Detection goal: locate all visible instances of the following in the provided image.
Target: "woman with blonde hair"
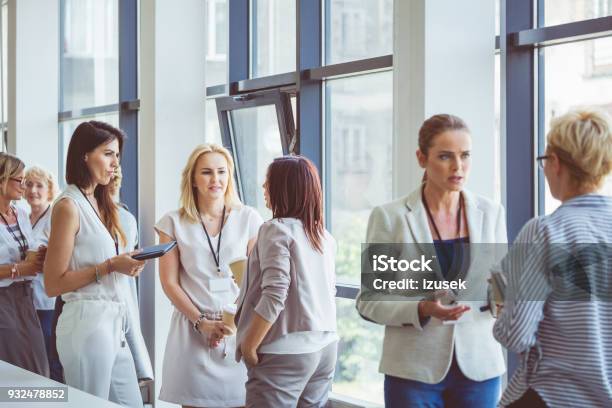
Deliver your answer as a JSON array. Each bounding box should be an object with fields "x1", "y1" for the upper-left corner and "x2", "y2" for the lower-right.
[
  {"x1": 0, "y1": 153, "x2": 48, "y2": 377},
  {"x1": 494, "y1": 109, "x2": 612, "y2": 407},
  {"x1": 24, "y1": 165, "x2": 62, "y2": 381},
  {"x1": 155, "y1": 143, "x2": 263, "y2": 407}
]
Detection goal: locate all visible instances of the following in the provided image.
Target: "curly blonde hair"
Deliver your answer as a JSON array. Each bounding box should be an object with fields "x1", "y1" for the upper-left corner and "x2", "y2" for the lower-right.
[
  {"x1": 547, "y1": 109, "x2": 612, "y2": 189},
  {"x1": 25, "y1": 166, "x2": 59, "y2": 203}
]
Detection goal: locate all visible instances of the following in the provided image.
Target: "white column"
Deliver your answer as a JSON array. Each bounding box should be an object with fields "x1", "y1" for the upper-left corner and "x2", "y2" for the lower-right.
[
  {"x1": 394, "y1": 0, "x2": 496, "y2": 199},
  {"x1": 7, "y1": 0, "x2": 59, "y2": 174},
  {"x1": 139, "y1": 1, "x2": 206, "y2": 406}
]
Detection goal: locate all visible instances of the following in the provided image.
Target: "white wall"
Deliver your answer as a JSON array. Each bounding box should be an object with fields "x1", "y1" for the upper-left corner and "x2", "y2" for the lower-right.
[
  {"x1": 394, "y1": 0, "x2": 497, "y2": 199},
  {"x1": 7, "y1": 0, "x2": 59, "y2": 174},
  {"x1": 139, "y1": 0, "x2": 206, "y2": 406}
]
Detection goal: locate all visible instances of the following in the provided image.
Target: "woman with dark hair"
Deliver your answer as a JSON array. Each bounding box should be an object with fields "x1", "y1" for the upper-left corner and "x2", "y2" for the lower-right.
[
  {"x1": 44, "y1": 121, "x2": 146, "y2": 407},
  {"x1": 356, "y1": 114, "x2": 506, "y2": 407},
  {"x1": 0, "y1": 153, "x2": 48, "y2": 376},
  {"x1": 235, "y1": 155, "x2": 338, "y2": 408}
]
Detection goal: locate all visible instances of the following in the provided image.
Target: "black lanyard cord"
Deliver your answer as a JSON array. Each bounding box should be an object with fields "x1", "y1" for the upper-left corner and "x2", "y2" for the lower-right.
[
  {"x1": 200, "y1": 206, "x2": 226, "y2": 274},
  {"x1": 32, "y1": 205, "x2": 51, "y2": 230},
  {"x1": 422, "y1": 185, "x2": 464, "y2": 242},
  {"x1": 0, "y1": 207, "x2": 28, "y2": 260}
]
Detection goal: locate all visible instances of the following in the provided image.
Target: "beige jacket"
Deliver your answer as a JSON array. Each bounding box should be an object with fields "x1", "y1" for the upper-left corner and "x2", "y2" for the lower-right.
[
  {"x1": 235, "y1": 218, "x2": 337, "y2": 361},
  {"x1": 356, "y1": 188, "x2": 507, "y2": 383}
]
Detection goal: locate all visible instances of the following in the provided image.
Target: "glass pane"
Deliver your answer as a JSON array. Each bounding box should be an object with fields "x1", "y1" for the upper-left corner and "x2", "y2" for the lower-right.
[
  {"x1": 206, "y1": 99, "x2": 223, "y2": 145},
  {"x1": 1, "y1": 3, "x2": 6, "y2": 152},
  {"x1": 252, "y1": 0, "x2": 296, "y2": 77},
  {"x1": 326, "y1": 71, "x2": 393, "y2": 284},
  {"x1": 61, "y1": 0, "x2": 119, "y2": 111},
  {"x1": 494, "y1": 52, "x2": 501, "y2": 203},
  {"x1": 542, "y1": 37, "x2": 612, "y2": 214},
  {"x1": 543, "y1": 0, "x2": 612, "y2": 26},
  {"x1": 58, "y1": 113, "x2": 120, "y2": 188},
  {"x1": 206, "y1": 0, "x2": 228, "y2": 86},
  {"x1": 333, "y1": 297, "x2": 384, "y2": 405},
  {"x1": 231, "y1": 105, "x2": 283, "y2": 219},
  {"x1": 495, "y1": 0, "x2": 500, "y2": 36},
  {"x1": 326, "y1": 0, "x2": 393, "y2": 65}
]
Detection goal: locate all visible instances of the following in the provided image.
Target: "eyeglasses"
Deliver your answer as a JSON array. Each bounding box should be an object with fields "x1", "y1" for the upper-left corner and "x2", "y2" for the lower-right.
[
  {"x1": 9, "y1": 177, "x2": 26, "y2": 186},
  {"x1": 536, "y1": 155, "x2": 550, "y2": 170}
]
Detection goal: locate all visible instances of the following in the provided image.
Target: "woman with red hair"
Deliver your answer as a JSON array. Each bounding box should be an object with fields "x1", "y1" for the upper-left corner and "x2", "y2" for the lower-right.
[{"x1": 235, "y1": 155, "x2": 338, "y2": 408}]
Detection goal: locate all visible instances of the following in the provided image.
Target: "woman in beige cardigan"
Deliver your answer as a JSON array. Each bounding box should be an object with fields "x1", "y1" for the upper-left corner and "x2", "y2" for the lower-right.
[{"x1": 357, "y1": 114, "x2": 506, "y2": 407}]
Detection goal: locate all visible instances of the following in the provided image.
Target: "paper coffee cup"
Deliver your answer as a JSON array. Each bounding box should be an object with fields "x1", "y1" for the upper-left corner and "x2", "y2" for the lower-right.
[
  {"x1": 25, "y1": 249, "x2": 39, "y2": 262},
  {"x1": 228, "y1": 257, "x2": 247, "y2": 288},
  {"x1": 222, "y1": 304, "x2": 237, "y2": 334}
]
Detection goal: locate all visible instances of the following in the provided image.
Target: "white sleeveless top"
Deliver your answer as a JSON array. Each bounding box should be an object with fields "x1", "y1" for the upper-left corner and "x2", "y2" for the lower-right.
[
  {"x1": 30, "y1": 207, "x2": 56, "y2": 309},
  {"x1": 57, "y1": 185, "x2": 121, "y2": 302},
  {"x1": 0, "y1": 205, "x2": 34, "y2": 287}
]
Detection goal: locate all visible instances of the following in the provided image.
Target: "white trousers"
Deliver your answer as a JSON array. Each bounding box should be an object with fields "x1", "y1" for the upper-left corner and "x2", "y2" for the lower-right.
[{"x1": 56, "y1": 299, "x2": 142, "y2": 408}]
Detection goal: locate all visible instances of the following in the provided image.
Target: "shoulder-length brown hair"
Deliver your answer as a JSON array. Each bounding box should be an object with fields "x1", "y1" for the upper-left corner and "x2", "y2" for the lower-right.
[
  {"x1": 266, "y1": 155, "x2": 324, "y2": 252},
  {"x1": 65, "y1": 120, "x2": 126, "y2": 247}
]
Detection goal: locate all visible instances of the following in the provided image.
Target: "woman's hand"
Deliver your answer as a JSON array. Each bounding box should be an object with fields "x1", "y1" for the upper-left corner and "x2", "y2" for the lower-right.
[
  {"x1": 17, "y1": 260, "x2": 42, "y2": 277},
  {"x1": 418, "y1": 299, "x2": 471, "y2": 322},
  {"x1": 110, "y1": 253, "x2": 146, "y2": 277},
  {"x1": 241, "y1": 342, "x2": 259, "y2": 366}
]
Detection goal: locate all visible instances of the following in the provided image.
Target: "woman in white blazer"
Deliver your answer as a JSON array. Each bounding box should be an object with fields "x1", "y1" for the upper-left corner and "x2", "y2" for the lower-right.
[{"x1": 356, "y1": 114, "x2": 506, "y2": 407}]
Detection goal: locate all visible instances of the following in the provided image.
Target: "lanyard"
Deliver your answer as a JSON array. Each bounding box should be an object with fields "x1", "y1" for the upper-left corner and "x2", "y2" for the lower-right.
[
  {"x1": 32, "y1": 205, "x2": 50, "y2": 229},
  {"x1": 422, "y1": 185, "x2": 464, "y2": 241},
  {"x1": 200, "y1": 206, "x2": 226, "y2": 275},
  {"x1": 78, "y1": 188, "x2": 119, "y2": 256},
  {"x1": 0, "y1": 207, "x2": 28, "y2": 260}
]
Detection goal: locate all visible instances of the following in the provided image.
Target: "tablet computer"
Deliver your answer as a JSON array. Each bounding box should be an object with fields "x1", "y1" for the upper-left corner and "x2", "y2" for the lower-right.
[{"x1": 132, "y1": 241, "x2": 177, "y2": 260}]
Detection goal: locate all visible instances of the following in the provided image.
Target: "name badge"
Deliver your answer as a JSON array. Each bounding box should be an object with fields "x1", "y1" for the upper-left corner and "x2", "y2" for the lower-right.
[{"x1": 209, "y1": 277, "x2": 232, "y2": 293}]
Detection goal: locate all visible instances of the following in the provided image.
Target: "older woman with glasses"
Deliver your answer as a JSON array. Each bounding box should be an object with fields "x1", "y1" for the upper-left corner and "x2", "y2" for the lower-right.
[
  {"x1": 0, "y1": 153, "x2": 49, "y2": 376},
  {"x1": 494, "y1": 109, "x2": 612, "y2": 408}
]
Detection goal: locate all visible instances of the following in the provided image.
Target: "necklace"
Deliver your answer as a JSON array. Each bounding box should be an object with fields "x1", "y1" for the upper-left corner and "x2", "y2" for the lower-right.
[{"x1": 422, "y1": 185, "x2": 464, "y2": 241}]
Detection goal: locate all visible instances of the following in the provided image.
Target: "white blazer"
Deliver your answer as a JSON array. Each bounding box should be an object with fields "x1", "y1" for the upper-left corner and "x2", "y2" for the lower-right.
[{"x1": 356, "y1": 187, "x2": 507, "y2": 383}]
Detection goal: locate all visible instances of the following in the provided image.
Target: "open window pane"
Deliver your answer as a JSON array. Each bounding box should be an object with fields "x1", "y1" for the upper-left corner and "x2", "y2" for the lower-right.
[
  {"x1": 251, "y1": 0, "x2": 296, "y2": 78},
  {"x1": 326, "y1": 71, "x2": 393, "y2": 284},
  {"x1": 231, "y1": 105, "x2": 283, "y2": 219},
  {"x1": 206, "y1": 99, "x2": 223, "y2": 145},
  {"x1": 60, "y1": 0, "x2": 119, "y2": 111},
  {"x1": 325, "y1": 0, "x2": 393, "y2": 65},
  {"x1": 541, "y1": 37, "x2": 612, "y2": 214}
]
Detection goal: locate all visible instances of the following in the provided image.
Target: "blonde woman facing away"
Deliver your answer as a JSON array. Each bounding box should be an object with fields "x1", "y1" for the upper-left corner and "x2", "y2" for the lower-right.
[
  {"x1": 356, "y1": 114, "x2": 506, "y2": 408},
  {"x1": 494, "y1": 109, "x2": 612, "y2": 408},
  {"x1": 155, "y1": 144, "x2": 263, "y2": 408}
]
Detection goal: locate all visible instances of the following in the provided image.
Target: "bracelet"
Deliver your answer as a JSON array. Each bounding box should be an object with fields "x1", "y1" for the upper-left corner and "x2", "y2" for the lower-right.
[
  {"x1": 106, "y1": 258, "x2": 113, "y2": 275},
  {"x1": 94, "y1": 264, "x2": 101, "y2": 284},
  {"x1": 193, "y1": 314, "x2": 206, "y2": 333},
  {"x1": 10, "y1": 263, "x2": 18, "y2": 280}
]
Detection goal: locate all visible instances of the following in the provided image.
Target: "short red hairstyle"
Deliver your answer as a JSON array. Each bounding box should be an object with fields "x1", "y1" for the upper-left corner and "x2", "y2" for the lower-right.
[{"x1": 266, "y1": 155, "x2": 324, "y2": 252}]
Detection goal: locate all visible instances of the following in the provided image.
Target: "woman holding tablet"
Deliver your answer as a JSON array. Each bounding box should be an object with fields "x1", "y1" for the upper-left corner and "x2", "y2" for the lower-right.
[
  {"x1": 44, "y1": 121, "x2": 146, "y2": 407},
  {"x1": 155, "y1": 143, "x2": 263, "y2": 408}
]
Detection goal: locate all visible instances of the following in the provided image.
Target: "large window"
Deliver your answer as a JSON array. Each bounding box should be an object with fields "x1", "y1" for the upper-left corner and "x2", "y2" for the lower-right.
[
  {"x1": 59, "y1": 0, "x2": 121, "y2": 185},
  {"x1": 541, "y1": 37, "x2": 612, "y2": 213},
  {"x1": 326, "y1": 0, "x2": 392, "y2": 65},
  {"x1": 543, "y1": 0, "x2": 612, "y2": 26},
  {"x1": 206, "y1": 0, "x2": 227, "y2": 87},
  {"x1": 1, "y1": 0, "x2": 7, "y2": 152},
  {"x1": 60, "y1": 0, "x2": 119, "y2": 111},
  {"x1": 251, "y1": 0, "x2": 296, "y2": 77}
]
